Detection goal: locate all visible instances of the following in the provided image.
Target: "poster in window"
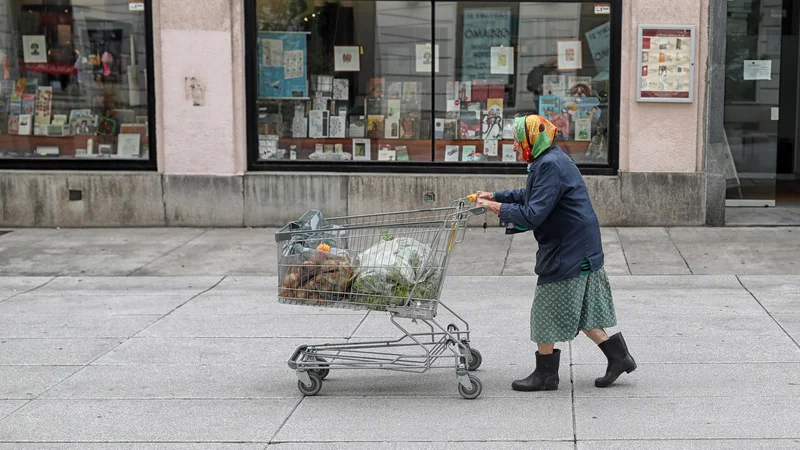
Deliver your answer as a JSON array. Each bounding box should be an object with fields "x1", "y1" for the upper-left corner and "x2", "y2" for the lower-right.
[
  {"x1": 258, "y1": 32, "x2": 308, "y2": 98},
  {"x1": 637, "y1": 25, "x2": 695, "y2": 102},
  {"x1": 461, "y1": 7, "x2": 511, "y2": 81},
  {"x1": 585, "y1": 22, "x2": 611, "y2": 71},
  {"x1": 22, "y1": 36, "x2": 47, "y2": 64},
  {"x1": 557, "y1": 41, "x2": 583, "y2": 71}
]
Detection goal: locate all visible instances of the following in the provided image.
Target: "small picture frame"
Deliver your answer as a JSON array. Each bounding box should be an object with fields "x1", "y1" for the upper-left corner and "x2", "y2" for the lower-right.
[
  {"x1": 557, "y1": 40, "x2": 583, "y2": 71},
  {"x1": 117, "y1": 133, "x2": 142, "y2": 158},
  {"x1": 352, "y1": 138, "x2": 371, "y2": 161},
  {"x1": 69, "y1": 109, "x2": 91, "y2": 124},
  {"x1": 98, "y1": 144, "x2": 113, "y2": 156},
  {"x1": 73, "y1": 115, "x2": 98, "y2": 135},
  {"x1": 334, "y1": 46, "x2": 361, "y2": 72}
]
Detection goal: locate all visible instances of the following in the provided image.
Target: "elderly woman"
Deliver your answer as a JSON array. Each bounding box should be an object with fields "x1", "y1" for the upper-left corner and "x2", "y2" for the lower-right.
[{"x1": 474, "y1": 114, "x2": 636, "y2": 391}]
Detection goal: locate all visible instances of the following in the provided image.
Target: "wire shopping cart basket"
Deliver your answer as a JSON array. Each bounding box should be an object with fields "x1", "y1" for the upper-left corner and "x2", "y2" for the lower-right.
[{"x1": 275, "y1": 199, "x2": 487, "y2": 399}]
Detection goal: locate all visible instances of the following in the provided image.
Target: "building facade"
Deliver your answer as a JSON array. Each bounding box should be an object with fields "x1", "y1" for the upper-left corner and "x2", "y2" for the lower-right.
[{"x1": 0, "y1": 0, "x2": 796, "y2": 227}]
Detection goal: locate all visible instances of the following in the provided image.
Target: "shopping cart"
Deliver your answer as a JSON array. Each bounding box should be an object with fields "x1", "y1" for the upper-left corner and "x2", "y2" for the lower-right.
[{"x1": 275, "y1": 199, "x2": 487, "y2": 399}]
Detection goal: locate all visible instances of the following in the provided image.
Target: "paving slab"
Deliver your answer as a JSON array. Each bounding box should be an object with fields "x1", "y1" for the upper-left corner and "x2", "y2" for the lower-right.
[
  {"x1": 737, "y1": 275, "x2": 800, "y2": 294},
  {"x1": 132, "y1": 229, "x2": 279, "y2": 276},
  {"x1": 0, "y1": 314, "x2": 161, "y2": 339},
  {"x1": 0, "y1": 401, "x2": 26, "y2": 420},
  {"x1": 138, "y1": 314, "x2": 365, "y2": 339},
  {"x1": 503, "y1": 229, "x2": 628, "y2": 276},
  {"x1": 0, "y1": 399, "x2": 298, "y2": 442},
  {"x1": 31, "y1": 276, "x2": 222, "y2": 296},
  {"x1": 448, "y1": 227, "x2": 511, "y2": 276},
  {"x1": 0, "y1": 339, "x2": 122, "y2": 366},
  {"x1": 398, "y1": 443, "x2": 574, "y2": 450},
  {"x1": 573, "y1": 363, "x2": 800, "y2": 398},
  {"x1": 571, "y1": 334, "x2": 800, "y2": 364},
  {"x1": 351, "y1": 312, "x2": 532, "y2": 339},
  {"x1": 0, "y1": 445, "x2": 266, "y2": 450},
  {"x1": 616, "y1": 228, "x2": 690, "y2": 275},
  {"x1": 610, "y1": 293, "x2": 764, "y2": 316},
  {"x1": 94, "y1": 337, "x2": 343, "y2": 366},
  {"x1": 669, "y1": 227, "x2": 800, "y2": 275},
  {"x1": 603, "y1": 310, "x2": 783, "y2": 337},
  {"x1": 43, "y1": 365, "x2": 300, "y2": 400},
  {"x1": 0, "y1": 229, "x2": 204, "y2": 276},
  {"x1": 268, "y1": 445, "x2": 391, "y2": 450},
  {"x1": 0, "y1": 366, "x2": 81, "y2": 399},
  {"x1": 275, "y1": 397, "x2": 573, "y2": 442},
  {"x1": 0, "y1": 294, "x2": 195, "y2": 316},
  {"x1": 607, "y1": 274, "x2": 744, "y2": 292},
  {"x1": 579, "y1": 440, "x2": 800, "y2": 450},
  {"x1": 575, "y1": 397, "x2": 800, "y2": 439},
  {"x1": 774, "y1": 314, "x2": 800, "y2": 342},
  {"x1": 0, "y1": 277, "x2": 52, "y2": 301}
]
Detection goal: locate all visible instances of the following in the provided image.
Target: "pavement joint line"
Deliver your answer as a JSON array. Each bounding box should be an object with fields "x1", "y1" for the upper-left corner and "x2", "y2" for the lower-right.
[
  {"x1": 268, "y1": 396, "x2": 305, "y2": 445},
  {"x1": 736, "y1": 275, "x2": 800, "y2": 351},
  {"x1": 500, "y1": 232, "x2": 513, "y2": 275},
  {"x1": 666, "y1": 228, "x2": 694, "y2": 275},
  {"x1": 569, "y1": 340, "x2": 578, "y2": 450},
  {"x1": 125, "y1": 228, "x2": 209, "y2": 276},
  {"x1": 126, "y1": 276, "x2": 227, "y2": 339},
  {"x1": 0, "y1": 276, "x2": 56, "y2": 305},
  {"x1": 616, "y1": 228, "x2": 633, "y2": 276}
]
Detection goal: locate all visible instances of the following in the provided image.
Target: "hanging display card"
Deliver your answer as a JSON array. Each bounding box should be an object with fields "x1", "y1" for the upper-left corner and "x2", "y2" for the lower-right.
[
  {"x1": 258, "y1": 32, "x2": 309, "y2": 99},
  {"x1": 637, "y1": 25, "x2": 696, "y2": 103},
  {"x1": 461, "y1": 8, "x2": 512, "y2": 81},
  {"x1": 557, "y1": 41, "x2": 583, "y2": 71}
]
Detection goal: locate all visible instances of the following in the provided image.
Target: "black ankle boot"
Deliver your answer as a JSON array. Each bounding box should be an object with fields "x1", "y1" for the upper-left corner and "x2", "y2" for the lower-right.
[
  {"x1": 512, "y1": 349, "x2": 560, "y2": 392},
  {"x1": 595, "y1": 332, "x2": 636, "y2": 388}
]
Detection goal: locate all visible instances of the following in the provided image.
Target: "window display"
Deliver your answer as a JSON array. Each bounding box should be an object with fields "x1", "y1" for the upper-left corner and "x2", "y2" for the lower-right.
[
  {"x1": 0, "y1": 1, "x2": 153, "y2": 164},
  {"x1": 249, "y1": 0, "x2": 617, "y2": 170}
]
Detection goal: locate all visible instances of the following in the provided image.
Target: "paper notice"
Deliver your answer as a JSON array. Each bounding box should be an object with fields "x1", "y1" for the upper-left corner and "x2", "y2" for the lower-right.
[{"x1": 743, "y1": 60, "x2": 772, "y2": 80}]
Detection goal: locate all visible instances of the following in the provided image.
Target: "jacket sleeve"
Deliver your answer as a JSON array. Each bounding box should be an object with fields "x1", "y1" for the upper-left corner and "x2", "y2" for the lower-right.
[
  {"x1": 498, "y1": 161, "x2": 563, "y2": 229},
  {"x1": 494, "y1": 188, "x2": 526, "y2": 204}
]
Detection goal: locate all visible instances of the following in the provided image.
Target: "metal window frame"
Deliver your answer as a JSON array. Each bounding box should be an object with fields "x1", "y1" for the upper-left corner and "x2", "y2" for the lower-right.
[
  {"x1": 245, "y1": 0, "x2": 621, "y2": 176},
  {"x1": 0, "y1": 0, "x2": 158, "y2": 171}
]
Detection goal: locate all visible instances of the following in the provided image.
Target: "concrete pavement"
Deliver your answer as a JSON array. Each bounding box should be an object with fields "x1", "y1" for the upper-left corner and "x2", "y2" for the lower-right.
[{"x1": 0, "y1": 227, "x2": 799, "y2": 448}]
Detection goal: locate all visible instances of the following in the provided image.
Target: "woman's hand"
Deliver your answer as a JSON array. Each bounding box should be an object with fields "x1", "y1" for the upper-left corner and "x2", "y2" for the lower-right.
[
  {"x1": 476, "y1": 198, "x2": 501, "y2": 215},
  {"x1": 475, "y1": 191, "x2": 494, "y2": 201}
]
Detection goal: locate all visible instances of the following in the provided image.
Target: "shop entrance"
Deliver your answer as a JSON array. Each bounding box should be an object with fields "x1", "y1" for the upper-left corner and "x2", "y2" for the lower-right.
[{"x1": 723, "y1": 0, "x2": 799, "y2": 207}]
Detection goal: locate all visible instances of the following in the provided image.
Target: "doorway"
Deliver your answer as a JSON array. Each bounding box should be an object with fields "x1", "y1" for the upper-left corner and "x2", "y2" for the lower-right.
[{"x1": 723, "y1": 0, "x2": 799, "y2": 208}]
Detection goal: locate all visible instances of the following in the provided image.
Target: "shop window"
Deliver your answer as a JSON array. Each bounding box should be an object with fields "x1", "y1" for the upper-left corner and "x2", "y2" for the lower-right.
[
  {"x1": 248, "y1": 0, "x2": 618, "y2": 172},
  {"x1": 0, "y1": 0, "x2": 154, "y2": 168}
]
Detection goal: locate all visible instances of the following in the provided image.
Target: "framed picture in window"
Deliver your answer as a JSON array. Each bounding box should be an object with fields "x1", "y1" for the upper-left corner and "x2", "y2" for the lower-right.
[
  {"x1": 557, "y1": 40, "x2": 583, "y2": 71},
  {"x1": 334, "y1": 46, "x2": 361, "y2": 72},
  {"x1": 352, "y1": 138, "x2": 371, "y2": 161}
]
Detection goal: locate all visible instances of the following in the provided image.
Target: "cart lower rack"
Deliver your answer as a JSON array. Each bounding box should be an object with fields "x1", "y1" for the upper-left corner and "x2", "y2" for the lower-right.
[{"x1": 275, "y1": 200, "x2": 486, "y2": 399}]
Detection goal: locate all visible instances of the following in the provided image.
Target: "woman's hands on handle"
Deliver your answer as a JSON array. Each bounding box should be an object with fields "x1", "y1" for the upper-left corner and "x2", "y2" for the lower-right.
[{"x1": 476, "y1": 198, "x2": 501, "y2": 215}]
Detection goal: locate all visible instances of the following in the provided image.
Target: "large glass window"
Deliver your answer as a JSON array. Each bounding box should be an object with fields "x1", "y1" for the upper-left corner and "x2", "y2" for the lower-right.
[
  {"x1": 248, "y1": 0, "x2": 618, "y2": 172},
  {"x1": 0, "y1": 0, "x2": 154, "y2": 167}
]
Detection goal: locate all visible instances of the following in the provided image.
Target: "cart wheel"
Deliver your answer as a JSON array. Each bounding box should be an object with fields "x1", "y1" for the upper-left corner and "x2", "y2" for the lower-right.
[
  {"x1": 311, "y1": 357, "x2": 330, "y2": 380},
  {"x1": 298, "y1": 373, "x2": 323, "y2": 396},
  {"x1": 458, "y1": 375, "x2": 482, "y2": 400},
  {"x1": 447, "y1": 324, "x2": 459, "y2": 333},
  {"x1": 467, "y1": 348, "x2": 483, "y2": 371}
]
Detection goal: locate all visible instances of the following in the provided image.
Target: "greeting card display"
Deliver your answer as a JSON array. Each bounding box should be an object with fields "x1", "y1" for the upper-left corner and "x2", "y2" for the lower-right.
[{"x1": 445, "y1": 145, "x2": 460, "y2": 162}]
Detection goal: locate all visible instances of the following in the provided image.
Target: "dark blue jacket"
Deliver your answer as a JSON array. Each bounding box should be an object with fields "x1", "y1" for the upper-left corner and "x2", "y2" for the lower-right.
[{"x1": 496, "y1": 145, "x2": 604, "y2": 285}]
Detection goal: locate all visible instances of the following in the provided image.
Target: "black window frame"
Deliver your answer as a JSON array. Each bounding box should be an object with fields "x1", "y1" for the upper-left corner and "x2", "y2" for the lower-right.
[
  {"x1": 245, "y1": 0, "x2": 621, "y2": 175},
  {"x1": 0, "y1": 0, "x2": 158, "y2": 171}
]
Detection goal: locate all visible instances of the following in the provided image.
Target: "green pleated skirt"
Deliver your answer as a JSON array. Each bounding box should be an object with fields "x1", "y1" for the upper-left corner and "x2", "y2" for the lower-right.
[{"x1": 530, "y1": 267, "x2": 617, "y2": 343}]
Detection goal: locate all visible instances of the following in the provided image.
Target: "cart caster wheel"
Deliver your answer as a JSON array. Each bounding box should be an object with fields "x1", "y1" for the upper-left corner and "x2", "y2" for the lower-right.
[
  {"x1": 447, "y1": 324, "x2": 459, "y2": 333},
  {"x1": 458, "y1": 375, "x2": 482, "y2": 400},
  {"x1": 311, "y1": 357, "x2": 330, "y2": 380},
  {"x1": 467, "y1": 348, "x2": 482, "y2": 371},
  {"x1": 298, "y1": 373, "x2": 323, "y2": 396}
]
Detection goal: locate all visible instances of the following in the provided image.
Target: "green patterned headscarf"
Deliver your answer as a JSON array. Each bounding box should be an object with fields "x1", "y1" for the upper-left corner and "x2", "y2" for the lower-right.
[{"x1": 513, "y1": 115, "x2": 558, "y2": 163}]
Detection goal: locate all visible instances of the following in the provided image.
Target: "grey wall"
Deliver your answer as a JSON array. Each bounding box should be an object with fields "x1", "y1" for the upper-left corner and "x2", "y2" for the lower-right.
[
  {"x1": 703, "y1": 0, "x2": 728, "y2": 226},
  {"x1": 0, "y1": 171, "x2": 710, "y2": 228}
]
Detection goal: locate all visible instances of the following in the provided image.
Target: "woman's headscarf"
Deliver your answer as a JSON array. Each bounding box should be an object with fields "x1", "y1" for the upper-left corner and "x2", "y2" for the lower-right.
[{"x1": 514, "y1": 114, "x2": 558, "y2": 164}]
